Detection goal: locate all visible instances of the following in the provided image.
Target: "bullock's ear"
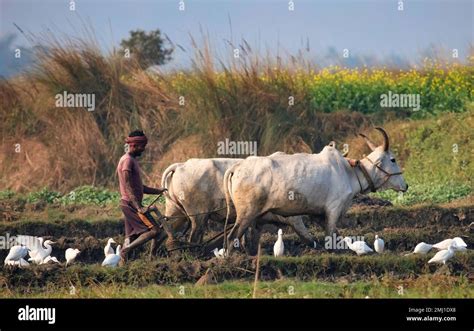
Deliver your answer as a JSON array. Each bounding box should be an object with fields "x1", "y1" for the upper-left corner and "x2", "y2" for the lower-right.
[{"x1": 358, "y1": 133, "x2": 377, "y2": 151}]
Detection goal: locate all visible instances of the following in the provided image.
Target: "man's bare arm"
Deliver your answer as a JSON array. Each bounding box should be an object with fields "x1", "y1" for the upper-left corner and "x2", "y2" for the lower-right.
[{"x1": 143, "y1": 185, "x2": 167, "y2": 195}]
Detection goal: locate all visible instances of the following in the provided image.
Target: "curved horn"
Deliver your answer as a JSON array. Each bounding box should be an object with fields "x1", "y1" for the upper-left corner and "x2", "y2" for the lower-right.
[
  {"x1": 375, "y1": 127, "x2": 389, "y2": 151},
  {"x1": 358, "y1": 133, "x2": 377, "y2": 151}
]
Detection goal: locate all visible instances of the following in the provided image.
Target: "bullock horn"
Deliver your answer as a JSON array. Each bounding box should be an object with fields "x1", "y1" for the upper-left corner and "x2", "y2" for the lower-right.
[
  {"x1": 358, "y1": 133, "x2": 377, "y2": 152},
  {"x1": 375, "y1": 127, "x2": 389, "y2": 151}
]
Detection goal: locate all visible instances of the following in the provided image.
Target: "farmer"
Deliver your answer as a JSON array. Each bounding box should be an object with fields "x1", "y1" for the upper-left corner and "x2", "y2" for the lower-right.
[{"x1": 117, "y1": 130, "x2": 167, "y2": 262}]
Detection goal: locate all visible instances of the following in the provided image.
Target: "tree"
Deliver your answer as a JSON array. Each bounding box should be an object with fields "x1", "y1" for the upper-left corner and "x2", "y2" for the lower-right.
[{"x1": 120, "y1": 29, "x2": 173, "y2": 68}]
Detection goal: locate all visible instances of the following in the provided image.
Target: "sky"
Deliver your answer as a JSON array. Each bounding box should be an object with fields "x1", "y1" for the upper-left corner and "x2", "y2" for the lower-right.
[{"x1": 0, "y1": 0, "x2": 472, "y2": 76}]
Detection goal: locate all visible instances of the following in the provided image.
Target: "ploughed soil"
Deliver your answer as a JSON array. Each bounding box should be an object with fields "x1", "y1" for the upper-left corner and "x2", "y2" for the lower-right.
[{"x1": 0, "y1": 196, "x2": 472, "y2": 290}]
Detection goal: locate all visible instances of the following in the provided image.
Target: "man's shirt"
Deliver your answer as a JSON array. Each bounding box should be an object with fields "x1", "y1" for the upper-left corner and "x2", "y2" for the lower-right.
[{"x1": 117, "y1": 153, "x2": 144, "y2": 204}]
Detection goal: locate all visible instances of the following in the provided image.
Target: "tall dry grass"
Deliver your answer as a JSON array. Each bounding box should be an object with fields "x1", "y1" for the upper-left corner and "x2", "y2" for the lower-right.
[{"x1": 0, "y1": 31, "x2": 472, "y2": 191}]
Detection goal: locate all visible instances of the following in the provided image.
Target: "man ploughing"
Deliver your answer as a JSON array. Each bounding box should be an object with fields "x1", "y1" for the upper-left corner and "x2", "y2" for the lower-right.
[{"x1": 117, "y1": 130, "x2": 171, "y2": 261}]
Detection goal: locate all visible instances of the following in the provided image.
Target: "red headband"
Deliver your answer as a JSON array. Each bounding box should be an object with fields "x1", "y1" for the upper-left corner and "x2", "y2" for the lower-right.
[{"x1": 125, "y1": 135, "x2": 148, "y2": 146}]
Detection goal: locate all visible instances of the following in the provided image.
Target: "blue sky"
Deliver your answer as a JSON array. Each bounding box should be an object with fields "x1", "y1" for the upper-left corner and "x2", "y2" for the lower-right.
[{"x1": 0, "y1": 0, "x2": 472, "y2": 75}]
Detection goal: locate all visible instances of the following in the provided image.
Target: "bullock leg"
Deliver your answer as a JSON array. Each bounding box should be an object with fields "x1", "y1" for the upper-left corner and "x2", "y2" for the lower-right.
[
  {"x1": 150, "y1": 216, "x2": 189, "y2": 255},
  {"x1": 225, "y1": 222, "x2": 240, "y2": 254},
  {"x1": 287, "y1": 216, "x2": 317, "y2": 248},
  {"x1": 242, "y1": 225, "x2": 262, "y2": 256},
  {"x1": 325, "y1": 211, "x2": 340, "y2": 237},
  {"x1": 188, "y1": 215, "x2": 208, "y2": 243},
  {"x1": 324, "y1": 209, "x2": 345, "y2": 252}
]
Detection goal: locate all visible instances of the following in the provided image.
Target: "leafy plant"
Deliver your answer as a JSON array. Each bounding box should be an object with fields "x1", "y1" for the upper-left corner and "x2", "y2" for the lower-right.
[{"x1": 26, "y1": 187, "x2": 62, "y2": 203}]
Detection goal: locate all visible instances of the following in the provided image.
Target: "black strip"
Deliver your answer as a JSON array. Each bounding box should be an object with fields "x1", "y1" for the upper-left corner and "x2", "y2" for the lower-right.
[{"x1": 0, "y1": 298, "x2": 471, "y2": 330}]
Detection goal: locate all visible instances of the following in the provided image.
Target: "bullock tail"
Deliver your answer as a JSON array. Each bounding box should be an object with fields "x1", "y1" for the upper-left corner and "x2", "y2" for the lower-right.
[
  {"x1": 161, "y1": 163, "x2": 179, "y2": 189},
  {"x1": 223, "y1": 165, "x2": 236, "y2": 251},
  {"x1": 161, "y1": 163, "x2": 187, "y2": 217}
]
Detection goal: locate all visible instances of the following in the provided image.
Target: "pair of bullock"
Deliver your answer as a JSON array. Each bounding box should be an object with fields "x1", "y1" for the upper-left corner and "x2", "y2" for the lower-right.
[{"x1": 161, "y1": 128, "x2": 408, "y2": 255}]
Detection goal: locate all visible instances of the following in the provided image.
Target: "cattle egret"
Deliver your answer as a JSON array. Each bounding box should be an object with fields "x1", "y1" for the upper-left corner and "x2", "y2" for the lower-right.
[
  {"x1": 212, "y1": 248, "x2": 227, "y2": 259},
  {"x1": 102, "y1": 245, "x2": 121, "y2": 267},
  {"x1": 433, "y1": 238, "x2": 467, "y2": 251},
  {"x1": 28, "y1": 240, "x2": 55, "y2": 264},
  {"x1": 343, "y1": 237, "x2": 373, "y2": 256},
  {"x1": 65, "y1": 248, "x2": 81, "y2": 266},
  {"x1": 4, "y1": 245, "x2": 29, "y2": 265},
  {"x1": 40, "y1": 256, "x2": 60, "y2": 265},
  {"x1": 104, "y1": 238, "x2": 116, "y2": 257},
  {"x1": 428, "y1": 242, "x2": 457, "y2": 265},
  {"x1": 16, "y1": 235, "x2": 44, "y2": 261},
  {"x1": 452, "y1": 237, "x2": 467, "y2": 249},
  {"x1": 374, "y1": 235, "x2": 384, "y2": 253},
  {"x1": 433, "y1": 239, "x2": 453, "y2": 250},
  {"x1": 273, "y1": 229, "x2": 285, "y2": 257},
  {"x1": 408, "y1": 242, "x2": 433, "y2": 255}
]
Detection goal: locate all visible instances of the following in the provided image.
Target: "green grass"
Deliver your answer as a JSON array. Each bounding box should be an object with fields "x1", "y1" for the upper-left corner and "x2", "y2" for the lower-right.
[
  {"x1": 371, "y1": 110, "x2": 473, "y2": 205},
  {"x1": 373, "y1": 182, "x2": 471, "y2": 206},
  {"x1": 1, "y1": 185, "x2": 165, "y2": 207},
  {"x1": 1, "y1": 276, "x2": 472, "y2": 298}
]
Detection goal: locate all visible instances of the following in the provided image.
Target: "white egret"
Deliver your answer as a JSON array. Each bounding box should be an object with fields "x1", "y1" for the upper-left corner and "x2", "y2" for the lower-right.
[
  {"x1": 16, "y1": 235, "x2": 44, "y2": 261},
  {"x1": 4, "y1": 245, "x2": 29, "y2": 265},
  {"x1": 28, "y1": 240, "x2": 55, "y2": 264},
  {"x1": 273, "y1": 229, "x2": 285, "y2": 257},
  {"x1": 212, "y1": 248, "x2": 227, "y2": 259},
  {"x1": 374, "y1": 235, "x2": 385, "y2": 253},
  {"x1": 102, "y1": 245, "x2": 121, "y2": 267},
  {"x1": 452, "y1": 237, "x2": 467, "y2": 249},
  {"x1": 405, "y1": 242, "x2": 434, "y2": 255},
  {"x1": 104, "y1": 238, "x2": 116, "y2": 257},
  {"x1": 433, "y1": 239, "x2": 453, "y2": 250},
  {"x1": 343, "y1": 237, "x2": 373, "y2": 256},
  {"x1": 65, "y1": 248, "x2": 81, "y2": 266},
  {"x1": 40, "y1": 256, "x2": 60, "y2": 265},
  {"x1": 433, "y1": 238, "x2": 467, "y2": 251},
  {"x1": 428, "y1": 242, "x2": 457, "y2": 265}
]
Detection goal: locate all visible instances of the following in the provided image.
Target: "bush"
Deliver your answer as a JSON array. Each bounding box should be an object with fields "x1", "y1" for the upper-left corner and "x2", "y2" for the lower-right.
[
  {"x1": 26, "y1": 188, "x2": 62, "y2": 203},
  {"x1": 60, "y1": 186, "x2": 120, "y2": 205},
  {"x1": 0, "y1": 190, "x2": 15, "y2": 200}
]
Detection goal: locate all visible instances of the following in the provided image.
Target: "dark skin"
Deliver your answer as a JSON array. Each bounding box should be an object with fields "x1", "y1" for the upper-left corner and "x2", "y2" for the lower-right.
[
  {"x1": 124, "y1": 143, "x2": 167, "y2": 213},
  {"x1": 121, "y1": 142, "x2": 167, "y2": 258}
]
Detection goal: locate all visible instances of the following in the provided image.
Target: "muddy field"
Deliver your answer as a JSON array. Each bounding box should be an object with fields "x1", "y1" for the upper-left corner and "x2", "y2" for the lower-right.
[{"x1": 0, "y1": 198, "x2": 473, "y2": 297}]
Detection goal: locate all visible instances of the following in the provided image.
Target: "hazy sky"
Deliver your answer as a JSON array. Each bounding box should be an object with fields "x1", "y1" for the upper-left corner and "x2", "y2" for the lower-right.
[{"x1": 0, "y1": 0, "x2": 472, "y2": 74}]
